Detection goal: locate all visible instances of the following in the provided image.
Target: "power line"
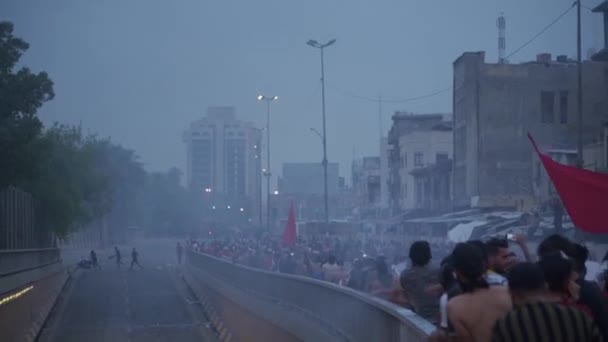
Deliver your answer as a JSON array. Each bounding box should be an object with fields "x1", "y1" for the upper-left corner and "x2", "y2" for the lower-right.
[
  {"x1": 505, "y1": 2, "x2": 576, "y2": 60},
  {"x1": 327, "y1": 2, "x2": 575, "y2": 105},
  {"x1": 328, "y1": 83, "x2": 452, "y2": 104}
]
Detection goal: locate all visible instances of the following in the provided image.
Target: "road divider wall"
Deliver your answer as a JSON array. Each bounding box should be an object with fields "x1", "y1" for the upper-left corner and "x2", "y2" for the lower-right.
[
  {"x1": 185, "y1": 250, "x2": 433, "y2": 342},
  {"x1": 0, "y1": 248, "x2": 68, "y2": 342}
]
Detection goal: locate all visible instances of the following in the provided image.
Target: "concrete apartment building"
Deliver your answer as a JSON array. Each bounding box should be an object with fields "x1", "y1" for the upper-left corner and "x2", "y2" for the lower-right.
[
  {"x1": 453, "y1": 51, "x2": 608, "y2": 209},
  {"x1": 183, "y1": 107, "x2": 262, "y2": 218},
  {"x1": 387, "y1": 113, "x2": 452, "y2": 213}
]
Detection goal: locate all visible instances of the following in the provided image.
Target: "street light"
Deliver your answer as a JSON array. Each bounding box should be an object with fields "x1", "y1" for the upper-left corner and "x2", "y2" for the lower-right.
[
  {"x1": 310, "y1": 127, "x2": 322, "y2": 140},
  {"x1": 257, "y1": 94, "x2": 279, "y2": 230},
  {"x1": 307, "y1": 38, "x2": 336, "y2": 225}
]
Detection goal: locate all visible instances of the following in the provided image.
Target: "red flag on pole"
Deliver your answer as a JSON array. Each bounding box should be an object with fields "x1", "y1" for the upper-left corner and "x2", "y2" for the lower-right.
[
  {"x1": 529, "y1": 133, "x2": 608, "y2": 234},
  {"x1": 282, "y1": 202, "x2": 297, "y2": 247}
]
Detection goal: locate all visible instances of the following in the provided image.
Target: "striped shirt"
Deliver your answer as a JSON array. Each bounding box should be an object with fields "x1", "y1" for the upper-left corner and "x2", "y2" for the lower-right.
[{"x1": 492, "y1": 302, "x2": 602, "y2": 342}]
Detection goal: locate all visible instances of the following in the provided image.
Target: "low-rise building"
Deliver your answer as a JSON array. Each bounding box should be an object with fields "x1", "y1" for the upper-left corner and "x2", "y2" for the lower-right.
[
  {"x1": 352, "y1": 156, "x2": 381, "y2": 219},
  {"x1": 453, "y1": 51, "x2": 608, "y2": 210},
  {"x1": 410, "y1": 159, "x2": 452, "y2": 215},
  {"x1": 387, "y1": 112, "x2": 450, "y2": 214}
]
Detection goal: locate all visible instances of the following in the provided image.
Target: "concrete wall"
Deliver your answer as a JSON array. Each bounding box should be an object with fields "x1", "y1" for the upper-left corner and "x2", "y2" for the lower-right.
[
  {"x1": 453, "y1": 51, "x2": 608, "y2": 208},
  {"x1": 0, "y1": 249, "x2": 68, "y2": 342}
]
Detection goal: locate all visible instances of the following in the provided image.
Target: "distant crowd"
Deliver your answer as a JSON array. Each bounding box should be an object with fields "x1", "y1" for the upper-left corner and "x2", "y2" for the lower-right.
[{"x1": 189, "y1": 233, "x2": 608, "y2": 341}]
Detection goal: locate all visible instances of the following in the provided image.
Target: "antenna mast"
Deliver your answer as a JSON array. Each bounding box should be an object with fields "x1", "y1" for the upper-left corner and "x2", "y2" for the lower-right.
[{"x1": 497, "y1": 12, "x2": 507, "y2": 64}]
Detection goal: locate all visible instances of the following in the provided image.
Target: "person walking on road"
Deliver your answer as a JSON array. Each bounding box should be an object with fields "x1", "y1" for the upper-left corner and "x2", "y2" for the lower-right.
[
  {"x1": 90, "y1": 249, "x2": 101, "y2": 269},
  {"x1": 129, "y1": 247, "x2": 143, "y2": 270},
  {"x1": 177, "y1": 242, "x2": 184, "y2": 265},
  {"x1": 114, "y1": 246, "x2": 124, "y2": 268}
]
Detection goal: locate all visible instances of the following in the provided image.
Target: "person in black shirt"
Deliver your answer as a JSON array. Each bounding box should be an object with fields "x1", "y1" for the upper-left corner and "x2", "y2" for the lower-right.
[
  {"x1": 90, "y1": 249, "x2": 101, "y2": 269},
  {"x1": 129, "y1": 247, "x2": 143, "y2": 270},
  {"x1": 114, "y1": 246, "x2": 123, "y2": 268}
]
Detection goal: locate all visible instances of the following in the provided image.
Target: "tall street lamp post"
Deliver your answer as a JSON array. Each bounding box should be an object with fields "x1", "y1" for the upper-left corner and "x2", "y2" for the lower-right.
[
  {"x1": 257, "y1": 95, "x2": 278, "y2": 230},
  {"x1": 307, "y1": 38, "x2": 336, "y2": 225}
]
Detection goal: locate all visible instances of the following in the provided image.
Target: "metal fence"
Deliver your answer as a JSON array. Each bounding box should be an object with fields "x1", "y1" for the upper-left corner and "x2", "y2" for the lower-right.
[
  {"x1": 186, "y1": 250, "x2": 434, "y2": 342},
  {"x1": 0, "y1": 187, "x2": 53, "y2": 249}
]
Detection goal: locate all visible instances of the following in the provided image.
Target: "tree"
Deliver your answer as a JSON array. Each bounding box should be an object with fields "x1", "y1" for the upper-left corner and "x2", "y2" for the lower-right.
[
  {"x1": 27, "y1": 125, "x2": 107, "y2": 236},
  {"x1": 0, "y1": 21, "x2": 54, "y2": 188}
]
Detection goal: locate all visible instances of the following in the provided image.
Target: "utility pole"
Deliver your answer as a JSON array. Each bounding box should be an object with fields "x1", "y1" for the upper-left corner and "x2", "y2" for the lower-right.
[
  {"x1": 378, "y1": 95, "x2": 383, "y2": 142},
  {"x1": 307, "y1": 39, "x2": 336, "y2": 226},
  {"x1": 576, "y1": 0, "x2": 584, "y2": 168},
  {"x1": 257, "y1": 95, "x2": 278, "y2": 230}
]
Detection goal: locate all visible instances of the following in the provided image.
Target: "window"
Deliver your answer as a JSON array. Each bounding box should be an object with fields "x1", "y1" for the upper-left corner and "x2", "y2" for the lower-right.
[
  {"x1": 414, "y1": 152, "x2": 423, "y2": 167},
  {"x1": 403, "y1": 183, "x2": 407, "y2": 198},
  {"x1": 403, "y1": 153, "x2": 407, "y2": 168},
  {"x1": 559, "y1": 91, "x2": 568, "y2": 124},
  {"x1": 436, "y1": 153, "x2": 448, "y2": 163},
  {"x1": 541, "y1": 91, "x2": 555, "y2": 123},
  {"x1": 416, "y1": 183, "x2": 423, "y2": 203}
]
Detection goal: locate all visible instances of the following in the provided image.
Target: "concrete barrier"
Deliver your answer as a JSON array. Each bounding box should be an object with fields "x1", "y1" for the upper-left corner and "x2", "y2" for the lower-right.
[
  {"x1": 0, "y1": 248, "x2": 68, "y2": 342},
  {"x1": 185, "y1": 250, "x2": 434, "y2": 342}
]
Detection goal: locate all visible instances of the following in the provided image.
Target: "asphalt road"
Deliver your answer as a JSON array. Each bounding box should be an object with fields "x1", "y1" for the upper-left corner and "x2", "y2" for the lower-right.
[{"x1": 39, "y1": 240, "x2": 214, "y2": 342}]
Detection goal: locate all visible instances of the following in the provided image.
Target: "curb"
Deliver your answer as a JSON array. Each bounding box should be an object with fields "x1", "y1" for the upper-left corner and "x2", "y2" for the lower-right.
[{"x1": 27, "y1": 266, "x2": 74, "y2": 342}]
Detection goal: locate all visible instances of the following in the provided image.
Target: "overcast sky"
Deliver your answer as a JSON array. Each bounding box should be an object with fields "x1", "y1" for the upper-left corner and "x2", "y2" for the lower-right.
[{"x1": 1, "y1": 0, "x2": 603, "y2": 183}]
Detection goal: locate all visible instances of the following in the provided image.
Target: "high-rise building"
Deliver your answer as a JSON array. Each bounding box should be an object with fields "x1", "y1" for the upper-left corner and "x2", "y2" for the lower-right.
[{"x1": 183, "y1": 107, "x2": 262, "y2": 222}]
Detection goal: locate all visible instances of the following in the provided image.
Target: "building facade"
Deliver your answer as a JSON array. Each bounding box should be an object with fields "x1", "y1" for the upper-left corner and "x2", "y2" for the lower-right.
[
  {"x1": 592, "y1": 2, "x2": 608, "y2": 61},
  {"x1": 410, "y1": 159, "x2": 452, "y2": 214},
  {"x1": 183, "y1": 107, "x2": 262, "y2": 221},
  {"x1": 453, "y1": 52, "x2": 608, "y2": 209},
  {"x1": 387, "y1": 113, "x2": 448, "y2": 214},
  {"x1": 398, "y1": 123, "x2": 453, "y2": 211},
  {"x1": 352, "y1": 156, "x2": 381, "y2": 219}
]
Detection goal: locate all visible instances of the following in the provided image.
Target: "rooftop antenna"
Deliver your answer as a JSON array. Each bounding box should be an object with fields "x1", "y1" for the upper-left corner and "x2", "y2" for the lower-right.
[{"x1": 497, "y1": 12, "x2": 507, "y2": 64}]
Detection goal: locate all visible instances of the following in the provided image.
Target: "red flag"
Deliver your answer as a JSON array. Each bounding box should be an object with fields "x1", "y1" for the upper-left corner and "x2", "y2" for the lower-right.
[
  {"x1": 529, "y1": 133, "x2": 608, "y2": 234},
  {"x1": 282, "y1": 202, "x2": 297, "y2": 247}
]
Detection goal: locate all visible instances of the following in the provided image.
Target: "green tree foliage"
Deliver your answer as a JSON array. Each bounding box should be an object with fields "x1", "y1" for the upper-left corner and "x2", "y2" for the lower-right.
[
  {"x1": 26, "y1": 125, "x2": 107, "y2": 236},
  {"x1": 0, "y1": 21, "x2": 54, "y2": 188}
]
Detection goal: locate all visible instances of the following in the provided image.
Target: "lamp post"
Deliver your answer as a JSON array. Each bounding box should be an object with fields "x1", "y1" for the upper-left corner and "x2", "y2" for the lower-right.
[
  {"x1": 576, "y1": 0, "x2": 584, "y2": 168},
  {"x1": 307, "y1": 39, "x2": 336, "y2": 225},
  {"x1": 257, "y1": 95, "x2": 278, "y2": 230}
]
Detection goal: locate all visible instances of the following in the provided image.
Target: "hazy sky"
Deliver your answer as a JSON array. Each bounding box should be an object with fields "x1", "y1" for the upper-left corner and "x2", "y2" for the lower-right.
[{"x1": 1, "y1": 0, "x2": 603, "y2": 183}]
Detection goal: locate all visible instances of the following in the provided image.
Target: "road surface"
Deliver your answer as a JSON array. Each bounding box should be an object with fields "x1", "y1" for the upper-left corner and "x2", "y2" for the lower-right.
[{"x1": 39, "y1": 240, "x2": 215, "y2": 342}]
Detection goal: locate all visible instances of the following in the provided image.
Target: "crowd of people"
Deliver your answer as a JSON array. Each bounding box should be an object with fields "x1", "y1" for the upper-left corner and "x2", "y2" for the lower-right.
[{"x1": 190, "y1": 232, "x2": 608, "y2": 341}]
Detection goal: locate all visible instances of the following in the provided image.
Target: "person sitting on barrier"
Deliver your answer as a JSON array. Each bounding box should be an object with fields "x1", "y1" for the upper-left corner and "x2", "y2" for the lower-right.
[
  {"x1": 447, "y1": 242, "x2": 511, "y2": 342},
  {"x1": 399, "y1": 240, "x2": 440, "y2": 322}
]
